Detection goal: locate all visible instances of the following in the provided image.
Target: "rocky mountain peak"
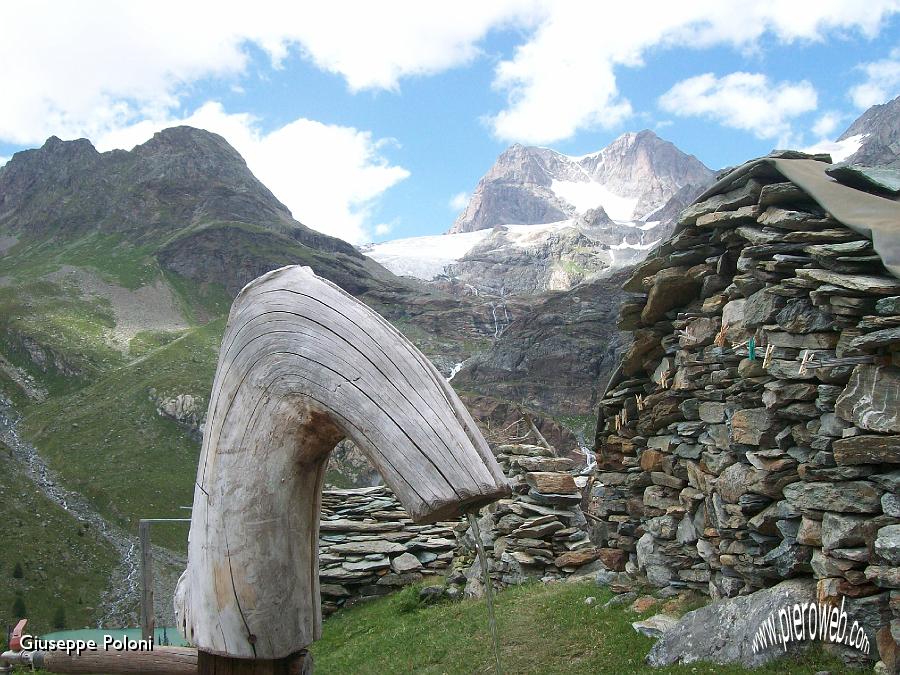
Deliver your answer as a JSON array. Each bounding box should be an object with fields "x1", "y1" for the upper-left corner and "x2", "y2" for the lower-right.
[
  {"x1": 0, "y1": 125, "x2": 301, "y2": 239},
  {"x1": 838, "y1": 94, "x2": 900, "y2": 168},
  {"x1": 40, "y1": 135, "x2": 100, "y2": 157},
  {"x1": 134, "y1": 126, "x2": 250, "y2": 173},
  {"x1": 449, "y1": 130, "x2": 713, "y2": 234}
]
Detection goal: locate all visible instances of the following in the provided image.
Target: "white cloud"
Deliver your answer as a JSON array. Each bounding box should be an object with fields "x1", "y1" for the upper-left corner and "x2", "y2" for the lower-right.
[
  {"x1": 1, "y1": 0, "x2": 899, "y2": 230},
  {"x1": 487, "y1": 2, "x2": 900, "y2": 143},
  {"x1": 849, "y1": 47, "x2": 900, "y2": 108},
  {"x1": 0, "y1": 156, "x2": 8, "y2": 167},
  {"x1": 1, "y1": 2, "x2": 896, "y2": 148},
  {"x1": 812, "y1": 111, "x2": 844, "y2": 138},
  {"x1": 95, "y1": 103, "x2": 409, "y2": 244},
  {"x1": 658, "y1": 72, "x2": 817, "y2": 145},
  {"x1": 0, "y1": 1, "x2": 536, "y2": 145},
  {"x1": 448, "y1": 192, "x2": 470, "y2": 211},
  {"x1": 374, "y1": 223, "x2": 393, "y2": 237}
]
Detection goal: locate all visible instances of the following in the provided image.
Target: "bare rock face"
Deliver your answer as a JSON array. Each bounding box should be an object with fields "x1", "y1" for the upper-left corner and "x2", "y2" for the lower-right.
[
  {"x1": 445, "y1": 224, "x2": 611, "y2": 295},
  {"x1": 646, "y1": 580, "x2": 817, "y2": 668},
  {"x1": 452, "y1": 270, "x2": 631, "y2": 417},
  {"x1": 838, "y1": 94, "x2": 900, "y2": 168},
  {"x1": 450, "y1": 130, "x2": 713, "y2": 234}
]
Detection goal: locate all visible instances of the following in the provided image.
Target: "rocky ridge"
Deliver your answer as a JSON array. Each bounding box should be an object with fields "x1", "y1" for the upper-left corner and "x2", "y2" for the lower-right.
[
  {"x1": 452, "y1": 268, "x2": 631, "y2": 419},
  {"x1": 450, "y1": 131, "x2": 713, "y2": 234},
  {"x1": 591, "y1": 153, "x2": 900, "y2": 670},
  {"x1": 838, "y1": 94, "x2": 900, "y2": 168}
]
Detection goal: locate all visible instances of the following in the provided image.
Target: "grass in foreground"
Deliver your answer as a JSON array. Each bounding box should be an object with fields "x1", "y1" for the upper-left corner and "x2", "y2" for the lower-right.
[{"x1": 311, "y1": 580, "x2": 853, "y2": 675}]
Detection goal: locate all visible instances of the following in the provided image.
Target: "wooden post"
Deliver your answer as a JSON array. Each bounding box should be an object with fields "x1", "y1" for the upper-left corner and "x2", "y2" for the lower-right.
[
  {"x1": 175, "y1": 266, "x2": 510, "y2": 668},
  {"x1": 139, "y1": 520, "x2": 154, "y2": 644},
  {"x1": 197, "y1": 650, "x2": 311, "y2": 674}
]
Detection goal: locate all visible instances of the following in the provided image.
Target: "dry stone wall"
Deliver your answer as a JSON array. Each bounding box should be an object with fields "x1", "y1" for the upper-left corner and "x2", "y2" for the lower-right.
[
  {"x1": 592, "y1": 156, "x2": 900, "y2": 670},
  {"x1": 318, "y1": 486, "x2": 456, "y2": 614},
  {"x1": 317, "y1": 443, "x2": 597, "y2": 612},
  {"x1": 455, "y1": 443, "x2": 608, "y2": 597}
]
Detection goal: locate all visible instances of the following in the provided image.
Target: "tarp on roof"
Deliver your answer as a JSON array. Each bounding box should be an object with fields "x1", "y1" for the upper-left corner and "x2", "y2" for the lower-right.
[{"x1": 695, "y1": 158, "x2": 900, "y2": 279}]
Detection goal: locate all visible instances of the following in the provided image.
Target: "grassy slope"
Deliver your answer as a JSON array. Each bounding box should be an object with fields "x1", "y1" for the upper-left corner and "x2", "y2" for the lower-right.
[
  {"x1": 312, "y1": 581, "x2": 851, "y2": 675},
  {"x1": 0, "y1": 441, "x2": 118, "y2": 634},
  {"x1": 20, "y1": 319, "x2": 224, "y2": 552}
]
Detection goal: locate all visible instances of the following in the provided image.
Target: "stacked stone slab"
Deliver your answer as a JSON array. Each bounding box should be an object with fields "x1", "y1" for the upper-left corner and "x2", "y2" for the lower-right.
[
  {"x1": 318, "y1": 486, "x2": 456, "y2": 614},
  {"x1": 592, "y1": 155, "x2": 900, "y2": 669},
  {"x1": 456, "y1": 443, "x2": 624, "y2": 596}
]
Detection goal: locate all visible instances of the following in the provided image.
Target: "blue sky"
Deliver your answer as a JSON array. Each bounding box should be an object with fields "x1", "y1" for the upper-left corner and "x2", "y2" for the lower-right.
[{"x1": 1, "y1": 2, "x2": 899, "y2": 243}]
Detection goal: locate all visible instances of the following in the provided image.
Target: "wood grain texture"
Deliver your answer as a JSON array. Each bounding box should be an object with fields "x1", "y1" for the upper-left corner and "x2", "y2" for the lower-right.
[
  {"x1": 32, "y1": 647, "x2": 196, "y2": 674},
  {"x1": 176, "y1": 266, "x2": 510, "y2": 660}
]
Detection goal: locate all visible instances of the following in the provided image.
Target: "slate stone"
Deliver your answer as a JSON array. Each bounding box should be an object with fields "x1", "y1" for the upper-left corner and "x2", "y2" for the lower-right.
[
  {"x1": 882, "y1": 493, "x2": 900, "y2": 518},
  {"x1": 796, "y1": 269, "x2": 900, "y2": 295},
  {"x1": 836, "y1": 366, "x2": 900, "y2": 433},
  {"x1": 716, "y1": 462, "x2": 758, "y2": 503},
  {"x1": 757, "y1": 206, "x2": 834, "y2": 230},
  {"x1": 762, "y1": 381, "x2": 816, "y2": 408},
  {"x1": 849, "y1": 327, "x2": 900, "y2": 351},
  {"x1": 697, "y1": 206, "x2": 760, "y2": 229},
  {"x1": 765, "y1": 331, "x2": 839, "y2": 349},
  {"x1": 329, "y1": 540, "x2": 408, "y2": 555},
  {"x1": 554, "y1": 548, "x2": 601, "y2": 568},
  {"x1": 833, "y1": 435, "x2": 900, "y2": 465},
  {"x1": 875, "y1": 296, "x2": 900, "y2": 316},
  {"x1": 796, "y1": 517, "x2": 822, "y2": 547},
  {"x1": 743, "y1": 288, "x2": 785, "y2": 327},
  {"x1": 758, "y1": 181, "x2": 807, "y2": 207},
  {"x1": 731, "y1": 408, "x2": 776, "y2": 445},
  {"x1": 516, "y1": 456, "x2": 576, "y2": 472},
  {"x1": 864, "y1": 565, "x2": 900, "y2": 588},
  {"x1": 642, "y1": 267, "x2": 700, "y2": 324},
  {"x1": 775, "y1": 298, "x2": 834, "y2": 333},
  {"x1": 632, "y1": 614, "x2": 679, "y2": 638},
  {"x1": 680, "y1": 316, "x2": 721, "y2": 347},
  {"x1": 343, "y1": 556, "x2": 391, "y2": 571},
  {"x1": 762, "y1": 538, "x2": 812, "y2": 578},
  {"x1": 783, "y1": 481, "x2": 883, "y2": 514},
  {"x1": 737, "y1": 358, "x2": 767, "y2": 378},
  {"x1": 873, "y1": 525, "x2": 900, "y2": 566},
  {"x1": 821, "y1": 512, "x2": 894, "y2": 550},
  {"x1": 699, "y1": 402, "x2": 728, "y2": 423},
  {"x1": 646, "y1": 580, "x2": 817, "y2": 668},
  {"x1": 525, "y1": 471, "x2": 578, "y2": 495},
  {"x1": 390, "y1": 552, "x2": 423, "y2": 573}
]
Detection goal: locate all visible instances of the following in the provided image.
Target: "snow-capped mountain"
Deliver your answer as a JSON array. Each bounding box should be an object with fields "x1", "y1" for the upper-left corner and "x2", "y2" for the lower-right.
[
  {"x1": 449, "y1": 129, "x2": 713, "y2": 234},
  {"x1": 806, "y1": 94, "x2": 900, "y2": 167},
  {"x1": 837, "y1": 94, "x2": 900, "y2": 168},
  {"x1": 365, "y1": 130, "x2": 713, "y2": 295}
]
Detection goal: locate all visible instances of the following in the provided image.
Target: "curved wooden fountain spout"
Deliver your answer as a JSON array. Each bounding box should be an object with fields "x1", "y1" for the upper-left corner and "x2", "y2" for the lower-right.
[{"x1": 175, "y1": 266, "x2": 510, "y2": 663}]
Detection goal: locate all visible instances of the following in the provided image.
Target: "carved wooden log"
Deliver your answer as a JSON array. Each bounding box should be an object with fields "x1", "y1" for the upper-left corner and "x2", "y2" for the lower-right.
[
  {"x1": 3, "y1": 647, "x2": 197, "y2": 674},
  {"x1": 176, "y1": 266, "x2": 510, "y2": 662}
]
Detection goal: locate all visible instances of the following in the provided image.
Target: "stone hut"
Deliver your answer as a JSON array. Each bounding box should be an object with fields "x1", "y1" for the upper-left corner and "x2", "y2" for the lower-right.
[{"x1": 592, "y1": 152, "x2": 900, "y2": 669}]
